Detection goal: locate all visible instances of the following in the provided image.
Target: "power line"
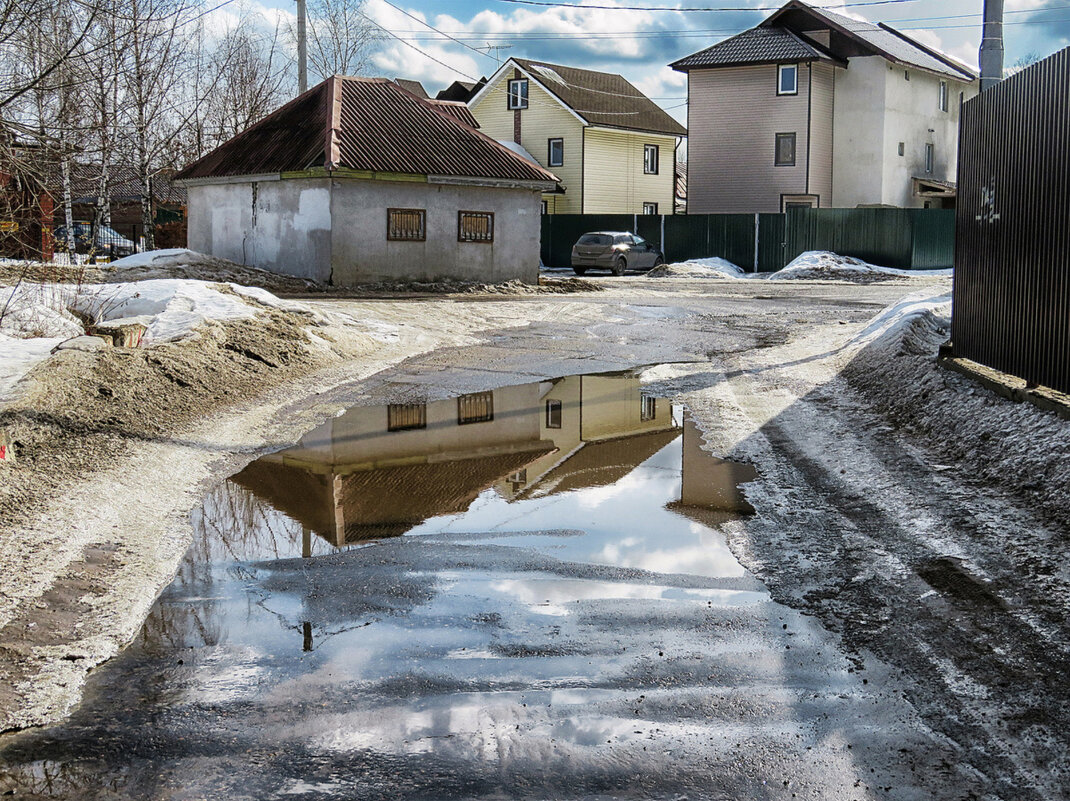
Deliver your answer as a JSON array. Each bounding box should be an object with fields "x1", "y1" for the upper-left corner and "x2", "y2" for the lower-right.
[{"x1": 485, "y1": 0, "x2": 927, "y2": 12}]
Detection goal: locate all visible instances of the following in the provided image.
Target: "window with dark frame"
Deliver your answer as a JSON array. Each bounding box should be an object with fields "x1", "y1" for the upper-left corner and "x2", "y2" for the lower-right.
[
  {"x1": 548, "y1": 137, "x2": 563, "y2": 167},
  {"x1": 898, "y1": 141, "x2": 905, "y2": 157},
  {"x1": 775, "y1": 132, "x2": 796, "y2": 166},
  {"x1": 387, "y1": 403, "x2": 427, "y2": 431},
  {"x1": 545, "y1": 399, "x2": 562, "y2": 429},
  {"x1": 643, "y1": 202, "x2": 658, "y2": 215},
  {"x1": 458, "y1": 391, "x2": 494, "y2": 424},
  {"x1": 643, "y1": 144, "x2": 659, "y2": 175},
  {"x1": 640, "y1": 395, "x2": 656, "y2": 422},
  {"x1": 507, "y1": 78, "x2": 528, "y2": 109},
  {"x1": 777, "y1": 64, "x2": 798, "y2": 95},
  {"x1": 458, "y1": 211, "x2": 494, "y2": 243},
  {"x1": 387, "y1": 208, "x2": 425, "y2": 241}
]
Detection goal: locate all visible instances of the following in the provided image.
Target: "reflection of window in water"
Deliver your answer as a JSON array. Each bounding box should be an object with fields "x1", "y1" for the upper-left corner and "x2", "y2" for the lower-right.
[
  {"x1": 545, "y1": 398, "x2": 562, "y2": 429},
  {"x1": 641, "y1": 395, "x2": 656, "y2": 422},
  {"x1": 458, "y1": 391, "x2": 494, "y2": 424},
  {"x1": 387, "y1": 403, "x2": 427, "y2": 431}
]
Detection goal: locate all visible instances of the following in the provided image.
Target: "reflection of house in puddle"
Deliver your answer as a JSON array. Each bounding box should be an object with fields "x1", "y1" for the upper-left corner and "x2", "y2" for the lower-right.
[
  {"x1": 232, "y1": 371, "x2": 755, "y2": 549},
  {"x1": 668, "y1": 416, "x2": 758, "y2": 528}
]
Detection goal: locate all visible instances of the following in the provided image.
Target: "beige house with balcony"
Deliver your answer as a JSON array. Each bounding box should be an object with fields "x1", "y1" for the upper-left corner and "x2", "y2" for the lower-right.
[
  {"x1": 467, "y1": 58, "x2": 686, "y2": 215},
  {"x1": 672, "y1": 0, "x2": 978, "y2": 213}
]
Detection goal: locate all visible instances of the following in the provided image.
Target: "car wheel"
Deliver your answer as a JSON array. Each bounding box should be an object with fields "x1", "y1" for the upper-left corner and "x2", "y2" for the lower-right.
[
  {"x1": 652, "y1": 255, "x2": 664, "y2": 267},
  {"x1": 612, "y1": 256, "x2": 627, "y2": 276},
  {"x1": 572, "y1": 267, "x2": 587, "y2": 276}
]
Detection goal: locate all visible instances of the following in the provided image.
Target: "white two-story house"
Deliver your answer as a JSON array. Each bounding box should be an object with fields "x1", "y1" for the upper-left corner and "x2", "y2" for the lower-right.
[{"x1": 672, "y1": 0, "x2": 978, "y2": 213}]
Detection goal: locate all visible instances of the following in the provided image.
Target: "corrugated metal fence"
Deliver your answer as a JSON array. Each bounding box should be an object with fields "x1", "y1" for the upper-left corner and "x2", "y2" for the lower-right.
[
  {"x1": 953, "y1": 47, "x2": 1070, "y2": 395},
  {"x1": 541, "y1": 208, "x2": 953, "y2": 272}
]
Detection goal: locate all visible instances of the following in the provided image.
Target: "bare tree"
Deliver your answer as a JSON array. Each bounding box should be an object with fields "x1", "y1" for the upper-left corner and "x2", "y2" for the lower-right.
[{"x1": 302, "y1": 0, "x2": 376, "y2": 83}]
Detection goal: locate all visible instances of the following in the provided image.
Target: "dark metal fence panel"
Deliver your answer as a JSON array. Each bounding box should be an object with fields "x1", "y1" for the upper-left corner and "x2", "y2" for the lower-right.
[
  {"x1": 911, "y1": 209, "x2": 956, "y2": 269},
  {"x1": 786, "y1": 207, "x2": 915, "y2": 268},
  {"x1": 953, "y1": 47, "x2": 1070, "y2": 395},
  {"x1": 757, "y1": 213, "x2": 786, "y2": 272}
]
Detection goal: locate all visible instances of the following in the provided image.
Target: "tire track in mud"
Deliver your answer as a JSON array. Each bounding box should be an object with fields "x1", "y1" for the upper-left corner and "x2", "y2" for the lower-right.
[{"x1": 715, "y1": 368, "x2": 1069, "y2": 800}]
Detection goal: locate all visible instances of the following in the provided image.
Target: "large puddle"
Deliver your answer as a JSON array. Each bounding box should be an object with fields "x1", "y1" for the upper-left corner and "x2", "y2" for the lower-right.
[{"x1": 2, "y1": 370, "x2": 840, "y2": 800}]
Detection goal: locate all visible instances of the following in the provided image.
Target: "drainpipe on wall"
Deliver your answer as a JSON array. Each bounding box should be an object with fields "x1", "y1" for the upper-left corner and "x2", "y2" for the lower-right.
[{"x1": 979, "y1": 0, "x2": 1004, "y2": 92}]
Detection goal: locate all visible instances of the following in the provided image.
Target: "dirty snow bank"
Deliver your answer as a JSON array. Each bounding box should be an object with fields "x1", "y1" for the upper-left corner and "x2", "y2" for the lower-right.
[
  {"x1": 843, "y1": 290, "x2": 1070, "y2": 530},
  {"x1": 0, "y1": 279, "x2": 326, "y2": 405},
  {"x1": 647, "y1": 257, "x2": 747, "y2": 280},
  {"x1": 770, "y1": 251, "x2": 952, "y2": 281},
  {"x1": 107, "y1": 248, "x2": 321, "y2": 293}
]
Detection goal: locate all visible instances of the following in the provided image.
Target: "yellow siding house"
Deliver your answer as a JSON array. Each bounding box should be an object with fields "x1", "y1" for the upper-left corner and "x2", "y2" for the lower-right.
[{"x1": 468, "y1": 58, "x2": 686, "y2": 215}]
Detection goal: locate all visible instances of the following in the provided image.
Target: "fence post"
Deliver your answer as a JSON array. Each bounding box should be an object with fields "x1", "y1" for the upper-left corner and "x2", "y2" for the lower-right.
[
  {"x1": 633, "y1": 213, "x2": 638, "y2": 234},
  {"x1": 660, "y1": 214, "x2": 665, "y2": 258},
  {"x1": 753, "y1": 212, "x2": 760, "y2": 273}
]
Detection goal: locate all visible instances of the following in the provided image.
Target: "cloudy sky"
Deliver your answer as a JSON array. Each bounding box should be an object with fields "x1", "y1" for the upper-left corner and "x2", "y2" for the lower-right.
[{"x1": 240, "y1": 0, "x2": 1070, "y2": 122}]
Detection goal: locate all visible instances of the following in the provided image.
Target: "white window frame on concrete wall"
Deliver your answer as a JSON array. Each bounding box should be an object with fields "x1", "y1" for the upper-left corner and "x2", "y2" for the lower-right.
[
  {"x1": 939, "y1": 80, "x2": 949, "y2": 112},
  {"x1": 777, "y1": 64, "x2": 798, "y2": 95},
  {"x1": 925, "y1": 143, "x2": 935, "y2": 173}
]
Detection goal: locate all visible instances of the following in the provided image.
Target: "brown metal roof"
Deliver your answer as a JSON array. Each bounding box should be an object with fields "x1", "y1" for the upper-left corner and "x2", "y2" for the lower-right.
[
  {"x1": 176, "y1": 76, "x2": 557, "y2": 184},
  {"x1": 509, "y1": 58, "x2": 686, "y2": 138},
  {"x1": 427, "y1": 99, "x2": 480, "y2": 129}
]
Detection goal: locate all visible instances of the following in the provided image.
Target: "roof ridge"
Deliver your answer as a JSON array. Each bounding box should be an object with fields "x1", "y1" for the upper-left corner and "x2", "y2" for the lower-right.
[
  {"x1": 325, "y1": 76, "x2": 342, "y2": 170},
  {"x1": 877, "y1": 22, "x2": 977, "y2": 79}
]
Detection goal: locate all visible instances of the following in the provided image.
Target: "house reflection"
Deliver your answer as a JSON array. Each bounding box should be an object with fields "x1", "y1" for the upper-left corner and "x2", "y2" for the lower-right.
[{"x1": 231, "y1": 371, "x2": 755, "y2": 551}]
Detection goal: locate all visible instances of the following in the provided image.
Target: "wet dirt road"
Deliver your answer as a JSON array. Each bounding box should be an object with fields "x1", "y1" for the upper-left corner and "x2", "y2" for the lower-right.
[{"x1": 2, "y1": 277, "x2": 1065, "y2": 800}]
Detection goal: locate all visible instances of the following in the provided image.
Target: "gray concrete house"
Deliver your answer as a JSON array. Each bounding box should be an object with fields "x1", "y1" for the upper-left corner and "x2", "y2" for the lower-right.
[
  {"x1": 672, "y1": 0, "x2": 977, "y2": 213},
  {"x1": 175, "y1": 76, "x2": 558, "y2": 285}
]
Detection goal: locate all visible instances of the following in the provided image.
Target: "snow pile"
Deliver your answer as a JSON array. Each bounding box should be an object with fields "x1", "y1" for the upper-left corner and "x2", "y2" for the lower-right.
[
  {"x1": 107, "y1": 249, "x2": 320, "y2": 293},
  {"x1": 770, "y1": 251, "x2": 952, "y2": 281},
  {"x1": 647, "y1": 257, "x2": 746, "y2": 280},
  {"x1": 0, "y1": 278, "x2": 310, "y2": 405}
]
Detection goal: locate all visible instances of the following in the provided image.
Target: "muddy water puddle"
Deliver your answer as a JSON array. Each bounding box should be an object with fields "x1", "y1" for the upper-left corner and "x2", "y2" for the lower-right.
[{"x1": 0, "y1": 370, "x2": 874, "y2": 800}]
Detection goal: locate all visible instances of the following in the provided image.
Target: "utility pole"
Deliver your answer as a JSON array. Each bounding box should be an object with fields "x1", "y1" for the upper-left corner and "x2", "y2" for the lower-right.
[
  {"x1": 979, "y1": 0, "x2": 1004, "y2": 91},
  {"x1": 297, "y1": 0, "x2": 308, "y2": 93}
]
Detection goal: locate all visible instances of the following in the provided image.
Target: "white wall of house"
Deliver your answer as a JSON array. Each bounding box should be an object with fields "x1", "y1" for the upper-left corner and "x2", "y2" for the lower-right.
[
  {"x1": 328, "y1": 178, "x2": 542, "y2": 284},
  {"x1": 832, "y1": 56, "x2": 976, "y2": 208},
  {"x1": 186, "y1": 176, "x2": 333, "y2": 282},
  {"x1": 185, "y1": 174, "x2": 544, "y2": 286}
]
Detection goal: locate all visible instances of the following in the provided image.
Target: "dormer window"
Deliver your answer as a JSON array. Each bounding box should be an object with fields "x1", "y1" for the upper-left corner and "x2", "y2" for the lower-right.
[
  {"x1": 777, "y1": 64, "x2": 798, "y2": 95},
  {"x1": 507, "y1": 78, "x2": 528, "y2": 110}
]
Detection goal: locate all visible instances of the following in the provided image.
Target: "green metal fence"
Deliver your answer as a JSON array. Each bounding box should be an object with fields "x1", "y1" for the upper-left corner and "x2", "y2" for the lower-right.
[{"x1": 541, "y1": 209, "x2": 955, "y2": 272}]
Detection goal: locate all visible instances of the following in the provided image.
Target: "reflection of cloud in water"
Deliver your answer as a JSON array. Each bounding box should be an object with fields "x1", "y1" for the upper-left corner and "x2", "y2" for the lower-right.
[{"x1": 490, "y1": 576, "x2": 764, "y2": 616}]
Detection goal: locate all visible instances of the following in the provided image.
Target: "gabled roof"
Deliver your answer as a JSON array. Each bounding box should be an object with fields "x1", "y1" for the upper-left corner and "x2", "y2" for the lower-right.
[
  {"x1": 762, "y1": 1, "x2": 976, "y2": 81},
  {"x1": 476, "y1": 58, "x2": 686, "y2": 138},
  {"x1": 392, "y1": 78, "x2": 429, "y2": 99},
  {"x1": 673, "y1": 0, "x2": 975, "y2": 82},
  {"x1": 671, "y1": 26, "x2": 843, "y2": 71},
  {"x1": 427, "y1": 99, "x2": 479, "y2": 129},
  {"x1": 175, "y1": 76, "x2": 558, "y2": 185}
]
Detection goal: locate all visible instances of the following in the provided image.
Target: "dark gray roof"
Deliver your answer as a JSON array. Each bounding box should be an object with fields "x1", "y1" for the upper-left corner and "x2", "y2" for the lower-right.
[
  {"x1": 671, "y1": 26, "x2": 839, "y2": 71},
  {"x1": 673, "y1": 0, "x2": 975, "y2": 82},
  {"x1": 508, "y1": 58, "x2": 686, "y2": 137},
  {"x1": 763, "y1": 2, "x2": 976, "y2": 81}
]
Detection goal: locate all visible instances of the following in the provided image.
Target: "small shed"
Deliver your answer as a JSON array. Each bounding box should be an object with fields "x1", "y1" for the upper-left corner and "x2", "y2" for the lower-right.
[{"x1": 175, "y1": 76, "x2": 559, "y2": 285}]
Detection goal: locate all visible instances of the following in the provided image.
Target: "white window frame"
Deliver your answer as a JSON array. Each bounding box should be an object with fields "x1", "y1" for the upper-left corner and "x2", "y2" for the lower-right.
[
  {"x1": 548, "y1": 137, "x2": 563, "y2": 167},
  {"x1": 507, "y1": 78, "x2": 528, "y2": 110},
  {"x1": 642, "y1": 202, "x2": 658, "y2": 215},
  {"x1": 939, "y1": 80, "x2": 949, "y2": 112},
  {"x1": 777, "y1": 64, "x2": 798, "y2": 96},
  {"x1": 925, "y1": 143, "x2": 935, "y2": 174},
  {"x1": 643, "y1": 143, "x2": 659, "y2": 175}
]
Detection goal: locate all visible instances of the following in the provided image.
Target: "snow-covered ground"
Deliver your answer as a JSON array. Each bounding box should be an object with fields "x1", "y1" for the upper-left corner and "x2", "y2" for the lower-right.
[
  {"x1": 770, "y1": 251, "x2": 952, "y2": 281},
  {"x1": 647, "y1": 257, "x2": 749, "y2": 280},
  {"x1": 0, "y1": 278, "x2": 310, "y2": 405}
]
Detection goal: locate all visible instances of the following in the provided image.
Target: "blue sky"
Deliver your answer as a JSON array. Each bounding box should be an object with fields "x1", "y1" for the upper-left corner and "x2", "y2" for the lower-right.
[{"x1": 245, "y1": 0, "x2": 1070, "y2": 120}]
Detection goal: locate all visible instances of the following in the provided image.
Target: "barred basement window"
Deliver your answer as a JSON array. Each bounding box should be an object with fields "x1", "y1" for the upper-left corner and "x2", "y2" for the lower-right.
[
  {"x1": 458, "y1": 211, "x2": 494, "y2": 243},
  {"x1": 640, "y1": 395, "x2": 656, "y2": 422},
  {"x1": 387, "y1": 403, "x2": 426, "y2": 431},
  {"x1": 545, "y1": 399, "x2": 562, "y2": 429},
  {"x1": 458, "y1": 391, "x2": 494, "y2": 424},
  {"x1": 387, "y1": 208, "x2": 426, "y2": 241}
]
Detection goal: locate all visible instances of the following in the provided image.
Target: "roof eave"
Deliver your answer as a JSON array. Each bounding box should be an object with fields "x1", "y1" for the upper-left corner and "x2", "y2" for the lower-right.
[{"x1": 674, "y1": 55, "x2": 846, "y2": 72}]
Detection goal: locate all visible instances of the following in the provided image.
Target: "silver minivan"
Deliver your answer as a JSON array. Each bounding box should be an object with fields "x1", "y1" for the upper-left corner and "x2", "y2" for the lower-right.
[{"x1": 570, "y1": 231, "x2": 664, "y2": 276}]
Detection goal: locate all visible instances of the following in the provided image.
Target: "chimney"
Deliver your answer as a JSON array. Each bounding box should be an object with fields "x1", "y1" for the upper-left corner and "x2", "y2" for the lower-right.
[{"x1": 979, "y1": 0, "x2": 1004, "y2": 91}]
